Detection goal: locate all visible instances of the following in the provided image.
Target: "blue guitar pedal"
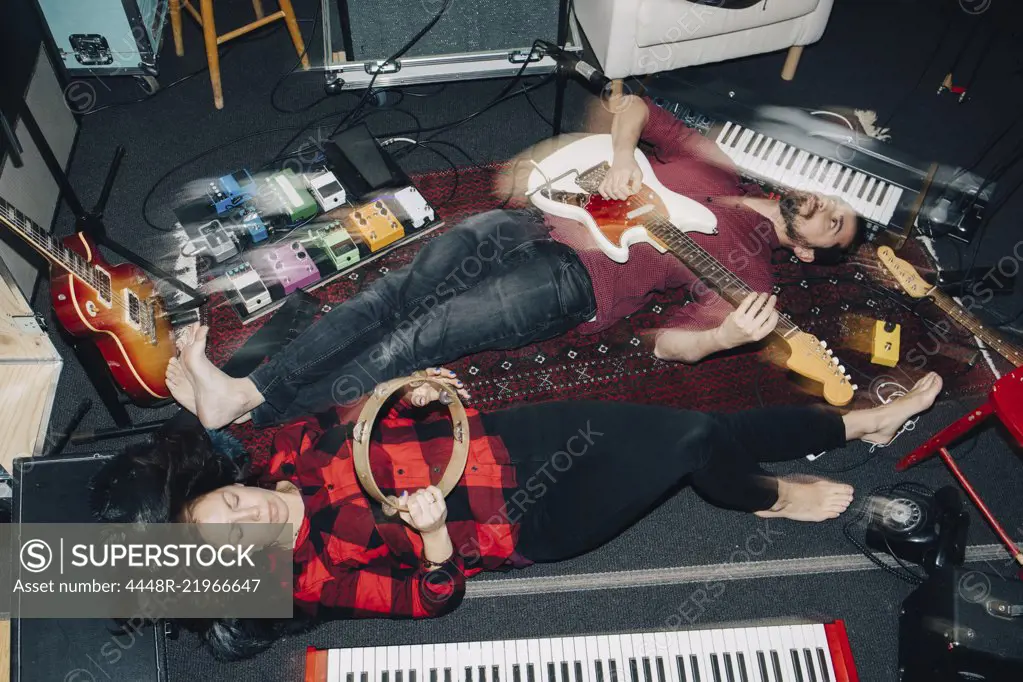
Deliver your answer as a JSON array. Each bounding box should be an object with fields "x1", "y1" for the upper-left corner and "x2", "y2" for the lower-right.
[
  {"x1": 240, "y1": 210, "x2": 269, "y2": 243},
  {"x1": 208, "y1": 170, "x2": 257, "y2": 216}
]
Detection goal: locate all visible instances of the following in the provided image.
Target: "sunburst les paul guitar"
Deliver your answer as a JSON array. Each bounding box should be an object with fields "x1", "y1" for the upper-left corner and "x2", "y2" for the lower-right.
[
  {"x1": 878, "y1": 246, "x2": 1023, "y2": 366},
  {"x1": 0, "y1": 196, "x2": 175, "y2": 402},
  {"x1": 527, "y1": 134, "x2": 856, "y2": 407}
]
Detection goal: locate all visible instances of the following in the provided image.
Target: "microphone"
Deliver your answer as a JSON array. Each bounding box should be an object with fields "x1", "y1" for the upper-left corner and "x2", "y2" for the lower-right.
[{"x1": 543, "y1": 43, "x2": 611, "y2": 95}]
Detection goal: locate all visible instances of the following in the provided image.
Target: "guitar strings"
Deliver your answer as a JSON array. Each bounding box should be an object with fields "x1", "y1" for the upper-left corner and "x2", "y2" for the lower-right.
[{"x1": 0, "y1": 209, "x2": 163, "y2": 333}]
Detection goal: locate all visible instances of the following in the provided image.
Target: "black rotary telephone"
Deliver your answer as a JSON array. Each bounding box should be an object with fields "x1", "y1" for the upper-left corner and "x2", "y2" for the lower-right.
[{"x1": 866, "y1": 485, "x2": 969, "y2": 573}]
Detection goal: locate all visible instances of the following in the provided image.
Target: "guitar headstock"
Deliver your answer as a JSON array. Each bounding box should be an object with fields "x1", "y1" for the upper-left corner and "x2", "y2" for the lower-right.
[
  {"x1": 877, "y1": 246, "x2": 932, "y2": 299},
  {"x1": 784, "y1": 332, "x2": 857, "y2": 407}
]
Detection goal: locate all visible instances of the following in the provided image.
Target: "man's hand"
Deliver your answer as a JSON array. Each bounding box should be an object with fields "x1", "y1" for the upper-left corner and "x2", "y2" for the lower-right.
[
  {"x1": 397, "y1": 486, "x2": 448, "y2": 535},
  {"x1": 714, "y1": 292, "x2": 780, "y2": 349},
  {"x1": 597, "y1": 155, "x2": 643, "y2": 200},
  {"x1": 402, "y1": 367, "x2": 470, "y2": 407}
]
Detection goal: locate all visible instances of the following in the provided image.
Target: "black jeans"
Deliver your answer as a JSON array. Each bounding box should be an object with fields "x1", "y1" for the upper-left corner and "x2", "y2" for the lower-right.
[
  {"x1": 248, "y1": 209, "x2": 597, "y2": 426},
  {"x1": 480, "y1": 401, "x2": 847, "y2": 563}
]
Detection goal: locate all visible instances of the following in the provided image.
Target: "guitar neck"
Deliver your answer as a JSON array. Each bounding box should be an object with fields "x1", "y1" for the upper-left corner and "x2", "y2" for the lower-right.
[
  {"x1": 646, "y1": 217, "x2": 800, "y2": 338},
  {"x1": 929, "y1": 288, "x2": 1023, "y2": 366},
  {"x1": 0, "y1": 198, "x2": 102, "y2": 287}
]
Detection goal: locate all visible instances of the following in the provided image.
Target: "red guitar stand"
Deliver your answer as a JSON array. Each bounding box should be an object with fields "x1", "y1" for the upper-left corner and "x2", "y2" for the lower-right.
[{"x1": 897, "y1": 366, "x2": 1023, "y2": 568}]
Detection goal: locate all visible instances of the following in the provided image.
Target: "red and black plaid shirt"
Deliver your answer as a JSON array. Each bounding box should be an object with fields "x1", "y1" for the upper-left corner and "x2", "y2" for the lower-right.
[
  {"x1": 256, "y1": 404, "x2": 521, "y2": 620},
  {"x1": 548, "y1": 96, "x2": 779, "y2": 333}
]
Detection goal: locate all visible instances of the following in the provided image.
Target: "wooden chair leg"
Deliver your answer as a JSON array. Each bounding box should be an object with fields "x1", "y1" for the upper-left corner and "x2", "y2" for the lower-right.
[
  {"x1": 199, "y1": 0, "x2": 223, "y2": 109},
  {"x1": 277, "y1": 0, "x2": 311, "y2": 70},
  {"x1": 168, "y1": 0, "x2": 185, "y2": 57},
  {"x1": 251, "y1": 0, "x2": 265, "y2": 19},
  {"x1": 781, "y1": 45, "x2": 803, "y2": 81}
]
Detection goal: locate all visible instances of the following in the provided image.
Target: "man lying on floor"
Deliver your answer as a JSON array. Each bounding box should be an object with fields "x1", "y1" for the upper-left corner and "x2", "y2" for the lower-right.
[
  {"x1": 93, "y1": 328, "x2": 941, "y2": 661},
  {"x1": 168, "y1": 94, "x2": 863, "y2": 429}
]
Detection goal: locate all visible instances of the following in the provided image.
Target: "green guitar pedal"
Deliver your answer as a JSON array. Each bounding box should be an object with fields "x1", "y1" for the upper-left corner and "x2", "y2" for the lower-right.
[
  {"x1": 321, "y1": 224, "x2": 361, "y2": 270},
  {"x1": 261, "y1": 169, "x2": 318, "y2": 224}
]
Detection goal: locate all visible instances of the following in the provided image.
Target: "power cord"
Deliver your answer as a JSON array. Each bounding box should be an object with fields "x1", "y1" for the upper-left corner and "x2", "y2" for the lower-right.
[
  {"x1": 82, "y1": 21, "x2": 288, "y2": 116},
  {"x1": 266, "y1": 0, "x2": 455, "y2": 173},
  {"x1": 865, "y1": 380, "x2": 919, "y2": 454},
  {"x1": 879, "y1": 11, "x2": 952, "y2": 132},
  {"x1": 380, "y1": 138, "x2": 462, "y2": 206},
  {"x1": 269, "y1": 1, "x2": 330, "y2": 114},
  {"x1": 812, "y1": 378, "x2": 917, "y2": 475}
]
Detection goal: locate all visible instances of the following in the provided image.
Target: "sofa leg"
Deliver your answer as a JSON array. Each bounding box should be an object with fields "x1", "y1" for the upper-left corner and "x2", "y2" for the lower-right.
[{"x1": 781, "y1": 46, "x2": 803, "y2": 81}]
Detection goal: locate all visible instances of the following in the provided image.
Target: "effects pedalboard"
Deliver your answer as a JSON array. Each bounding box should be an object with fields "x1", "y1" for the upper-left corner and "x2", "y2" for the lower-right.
[{"x1": 179, "y1": 162, "x2": 441, "y2": 321}]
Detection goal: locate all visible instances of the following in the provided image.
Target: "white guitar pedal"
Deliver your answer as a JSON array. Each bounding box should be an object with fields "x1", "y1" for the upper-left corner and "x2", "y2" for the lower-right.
[
  {"x1": 393, "y1": 186, "x2": 435, "y2": 228},
  {"x1": 224, "y1": 262, "x2": 271, "y2": 315},
  {"x1": 306, "y1": 170, "x2": 347, "y2": 212}
]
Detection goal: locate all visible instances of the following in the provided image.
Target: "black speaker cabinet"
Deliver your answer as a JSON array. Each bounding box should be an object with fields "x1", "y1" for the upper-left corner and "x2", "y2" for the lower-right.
[
  {"x1": 899, "y1": 567, "x2": 1023, "y2": 681},
  {"x1": 10, "y1": 453, "x2": 169, "y2": 682},
  {"x1": 0, "y1": 42, "x2": 78, "y2": 301}
]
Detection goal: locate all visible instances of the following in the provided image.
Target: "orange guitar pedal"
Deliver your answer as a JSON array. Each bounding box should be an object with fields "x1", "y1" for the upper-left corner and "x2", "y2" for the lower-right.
[{"x1": 348, "y1": 200, "x2": 404, "y2": 252}]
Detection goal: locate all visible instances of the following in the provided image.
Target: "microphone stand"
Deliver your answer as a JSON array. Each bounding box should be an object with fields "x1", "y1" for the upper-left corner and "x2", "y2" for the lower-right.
[{"x1": 551, "y1": 0, "x2": 572, "y2": 135}]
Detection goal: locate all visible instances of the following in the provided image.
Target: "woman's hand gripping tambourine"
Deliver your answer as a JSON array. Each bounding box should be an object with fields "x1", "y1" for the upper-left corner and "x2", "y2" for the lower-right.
[{"x1": 352, "y1": 369, "x2": 471, "y2": 518}]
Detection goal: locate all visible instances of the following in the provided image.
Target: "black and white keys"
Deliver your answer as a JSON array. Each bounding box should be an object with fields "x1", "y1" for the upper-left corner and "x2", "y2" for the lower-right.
[
  {"x1": 322, "y1": 624, "x2": 839, "y2": 682},
  {"x1": 714, "y1": 122, "x2": 903, "y2": 226}
]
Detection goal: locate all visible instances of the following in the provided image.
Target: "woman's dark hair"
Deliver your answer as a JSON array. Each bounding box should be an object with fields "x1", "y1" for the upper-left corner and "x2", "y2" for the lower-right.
[
  {"x1": 90, "y1": 423, "x2": 316, "y2": 661},
  {"x1": 90, "y1": 426, "x2": 244, "y2": 524}
]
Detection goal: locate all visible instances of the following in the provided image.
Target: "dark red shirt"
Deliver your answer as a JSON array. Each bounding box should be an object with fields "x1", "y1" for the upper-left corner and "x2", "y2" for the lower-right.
[
  {"x1": 547, "y1": 97, "x2": 779, "y2": 333},
  {"x1": 257, "y1": 404, "x2": 521, "y2": 620}
]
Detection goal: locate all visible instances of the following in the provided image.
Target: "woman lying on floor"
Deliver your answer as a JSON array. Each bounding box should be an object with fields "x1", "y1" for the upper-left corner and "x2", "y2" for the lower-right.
[{"x1": 91, "y1": 326, "x2": 943, "y2": 661}]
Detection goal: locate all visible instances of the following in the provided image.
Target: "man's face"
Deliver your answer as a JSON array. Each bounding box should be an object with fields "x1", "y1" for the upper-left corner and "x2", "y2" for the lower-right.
[{"x1": 782, "y1": 191, "x2": 859, "y2": 258}]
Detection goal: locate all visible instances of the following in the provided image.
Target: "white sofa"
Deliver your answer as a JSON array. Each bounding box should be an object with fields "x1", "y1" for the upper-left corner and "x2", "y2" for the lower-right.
[{"x1": 573, "y1": 0, "x2": 836, "y2": 81}]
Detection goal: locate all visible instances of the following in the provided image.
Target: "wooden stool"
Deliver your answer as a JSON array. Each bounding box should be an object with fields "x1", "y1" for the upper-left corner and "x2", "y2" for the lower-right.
[{"x1": 168, "y1": 0, "x2": 310, "y2": 109}]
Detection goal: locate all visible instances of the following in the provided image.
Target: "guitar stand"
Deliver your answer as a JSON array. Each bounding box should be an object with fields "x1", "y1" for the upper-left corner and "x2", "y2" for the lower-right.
[
  {"x1": 63, "y1": 331, "x2": 173, "y2": 440},
  {"x1": 16, "y1": 101, "x2": 207, "y2": 439}
]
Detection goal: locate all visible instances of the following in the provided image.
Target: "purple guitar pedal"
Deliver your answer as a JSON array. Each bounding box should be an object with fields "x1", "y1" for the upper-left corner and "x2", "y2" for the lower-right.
[{"x1": 250, "y1": 240, "x2": 320, "y2": 295}]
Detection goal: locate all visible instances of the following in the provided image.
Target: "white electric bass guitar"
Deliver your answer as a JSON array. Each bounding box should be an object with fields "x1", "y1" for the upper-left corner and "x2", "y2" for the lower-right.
[{"x1": 527, "y1": 134, "x2": 856, "y2": 407}]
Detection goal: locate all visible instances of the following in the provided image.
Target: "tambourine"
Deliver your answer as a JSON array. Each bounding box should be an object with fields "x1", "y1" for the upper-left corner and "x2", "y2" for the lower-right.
[{"x1": 352, "y1": 371, "x2": 470, "y2": 515}]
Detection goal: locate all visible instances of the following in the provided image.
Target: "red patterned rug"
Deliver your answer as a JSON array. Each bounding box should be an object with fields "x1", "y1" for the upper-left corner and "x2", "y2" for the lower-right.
[{"x1": 209, "y1": 163, "x2": 1001, "y2": 449}]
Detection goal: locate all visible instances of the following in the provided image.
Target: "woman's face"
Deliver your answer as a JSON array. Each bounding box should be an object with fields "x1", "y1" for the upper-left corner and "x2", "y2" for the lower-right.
[{"x1": 188, "y1": 484, "x2": 291, "y2": 549}]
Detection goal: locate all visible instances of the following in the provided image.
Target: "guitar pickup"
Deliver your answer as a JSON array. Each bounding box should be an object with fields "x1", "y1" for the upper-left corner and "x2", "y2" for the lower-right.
[{"x1": 626, "y1": 205, "x2": 655, "y2": 220}]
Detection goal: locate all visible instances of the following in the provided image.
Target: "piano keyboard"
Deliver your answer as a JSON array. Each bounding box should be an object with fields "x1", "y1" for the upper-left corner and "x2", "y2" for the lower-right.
[
  {"x1": 305, "y1": 622, "x2": 858, "y2": 682},
  {"x1": 712, "y1": 121, "x2": 904, "y2": 226},
  {"x1": 647, "y1": 79, "x2": 994, "y2": 247}
]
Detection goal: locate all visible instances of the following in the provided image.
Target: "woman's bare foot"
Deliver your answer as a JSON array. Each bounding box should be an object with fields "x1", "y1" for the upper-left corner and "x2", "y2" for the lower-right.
[
  {"x1": 755, "y1": 476, "x2": 855, "y2": 522},
  {"x1": 857, "y1": 372, "x2": 943, "y2": 445},
  {"x1": 166, "y1": 358, "x2": 197, "y2": 415},
  {"x1": 177, "y1": 324, "x2": 264, "y2": 429}
]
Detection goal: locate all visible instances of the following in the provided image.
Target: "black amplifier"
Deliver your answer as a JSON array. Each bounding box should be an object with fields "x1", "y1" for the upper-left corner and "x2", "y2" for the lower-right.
[
  {"x1": 9, "y1": 452, "x2": 169, "y2": 682},
  {"x1": 899, "y1": 567, "x2": 1023, "y2": 681}
]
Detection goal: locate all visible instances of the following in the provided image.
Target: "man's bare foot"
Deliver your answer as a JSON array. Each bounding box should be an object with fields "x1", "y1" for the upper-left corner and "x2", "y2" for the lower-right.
[
  {"x1": 755, "y1": 476, "x2": 855, "y2": 522},
  {"x1": 177, "y1": 324, "x2": 264, "y2": 429},
  {"x1": 166, "y1": 358, "x2": 197, "y2": 415},
  {"x1": 859, "y1": 372, "x2": 943, "y2": 445}
]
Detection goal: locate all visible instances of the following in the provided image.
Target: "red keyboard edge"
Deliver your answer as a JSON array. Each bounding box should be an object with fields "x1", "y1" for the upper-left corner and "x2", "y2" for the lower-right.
[{"x1": 824, "y1": 620, "x2": 860, "y2": 682}]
